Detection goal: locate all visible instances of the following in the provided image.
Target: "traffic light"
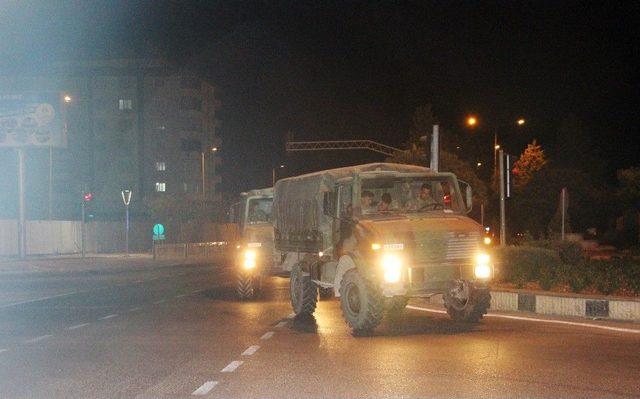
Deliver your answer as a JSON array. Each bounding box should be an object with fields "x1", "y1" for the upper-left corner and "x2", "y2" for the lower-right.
[{"x1": 83, "y1": 192, "x2": 94, "y2": 202}]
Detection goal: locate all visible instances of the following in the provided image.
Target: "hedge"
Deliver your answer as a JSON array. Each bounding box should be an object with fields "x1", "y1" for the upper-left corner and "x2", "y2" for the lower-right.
[{"x1": 494, "y1": 243, "x2": 640, "y2": 295}]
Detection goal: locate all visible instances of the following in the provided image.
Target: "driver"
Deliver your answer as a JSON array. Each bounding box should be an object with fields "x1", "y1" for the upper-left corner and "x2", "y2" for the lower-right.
[
  {"x1": 361, "y1": 190, "x2": 376, "y2": 213},
  {"x1": 406, "y1": 183, "x2": 438, "y2": 211},
  {"x1": 248, "y1": 202, "x2": 268, "y2": 222}
]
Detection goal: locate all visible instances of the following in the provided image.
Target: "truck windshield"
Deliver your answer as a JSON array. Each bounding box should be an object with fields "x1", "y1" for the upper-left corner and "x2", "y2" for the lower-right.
[
  {"x1": 359, "y1": 175, "x2": 462, "y2": 216},
  {"x1": 247, "y1": 197, "x2": 273, "y2": 224}
]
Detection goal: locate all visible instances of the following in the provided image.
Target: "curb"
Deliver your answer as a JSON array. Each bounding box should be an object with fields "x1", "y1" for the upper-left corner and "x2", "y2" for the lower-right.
[{"x1": 429, "y1": 290, "x2": 640, "y2": 322}]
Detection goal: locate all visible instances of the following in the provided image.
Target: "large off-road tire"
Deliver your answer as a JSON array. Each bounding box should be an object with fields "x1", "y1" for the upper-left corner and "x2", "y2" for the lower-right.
[
  {"x1": 290, "y1": 263, "x2": 318, "y2": 316},
  {"x1": 236, "y1": 272, "x2": 260, "y2": 300},
  {"x1": 339, "y1": 269, "x2": 384, "y2": 334},
  {"x1": 319, "y1": 286, "x2": 334, "y2": 300},
  {"x1": 443, "y1": 280, "x2": 491, "y2": 323}
]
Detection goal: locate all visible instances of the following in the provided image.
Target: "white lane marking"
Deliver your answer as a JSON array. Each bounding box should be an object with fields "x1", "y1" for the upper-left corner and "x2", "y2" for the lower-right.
[
  {"x1": 129, "y1": 307, "x2": 142, "y2": 312},
  {"x1": 241, "y1": 345, "x2": 260, "y2": 356},
  {"x1": 407, "y1": 305, "x2": 640, "y2": 335},
  {"x1": 0, "y1": 292, "x2": 76, "y2": 309},
  {"x1": 221, "y1": 360, "x2": 243, "y2": 372},
  {"x1": 24, "y1": 334, "x2": 52, "y2": 343},
  {"x1": 153, "y1": 300, "x2": 166, "y2": 304},
  {"x1": 175, "y1": 294, "x2": 187, "y2": 298},
  {"x1": 275, "y1": 321, "x2": 287, "y2": 328},
  {"x1": 192, "y1": 381, "x2": 218, "y2": 396},
  {"x1": 100, "y1": 314, "x2": 118, "y2": 320},
  {"x1": 191, "y1": 289, "x2": 205, "y2": 294},
  {"x1": 287, "y1": 313, "x2": 295, "y2": 319},
  {"x1": 260, "y1": 331, "x2": 274, "y2": 340},
  {"x1": 67, "y1": 323, "x2": 90, "y2": 330},
  {"x1": 0, "y1": 349, "x2": 7, "y2": 354},
  {"x1": 135, "y1": 280, "x2": 144, "y2": 283}
]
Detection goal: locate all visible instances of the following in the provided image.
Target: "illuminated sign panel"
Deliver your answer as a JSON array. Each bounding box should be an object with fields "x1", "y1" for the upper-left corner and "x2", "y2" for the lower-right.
[{"x1": 0, "y1": 93, "x2": 67, "y2": 147}]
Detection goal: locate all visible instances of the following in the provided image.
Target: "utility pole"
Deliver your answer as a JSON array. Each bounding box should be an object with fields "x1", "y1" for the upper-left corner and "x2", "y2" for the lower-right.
[
  {"x1": 499, "y1": 149, "x2": 506, "y2": 246},
  {"x1": 201, "y1": 152, "x2": 206, "y2": 199},
  {"x1": 17, "y1": 148, "x2": 26, "y2": 259},
  {"x1": 48, "y1": 146, "x2": 53, "y2": 220},
  {"x1": 430, "y1": 125, "x2": 439, "y2": 172},
  {"x1": 81, "y1": 190, "x2": 86, "y2": 258}
]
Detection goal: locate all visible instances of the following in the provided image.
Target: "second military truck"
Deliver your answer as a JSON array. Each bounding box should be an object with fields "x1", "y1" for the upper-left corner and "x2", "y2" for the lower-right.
[
  {"x1": 230, "y1": 188, "x2": 276, "y2": 299},
  {"x1": 273, "y1": 163, "x2": 493, "y2": 334}
]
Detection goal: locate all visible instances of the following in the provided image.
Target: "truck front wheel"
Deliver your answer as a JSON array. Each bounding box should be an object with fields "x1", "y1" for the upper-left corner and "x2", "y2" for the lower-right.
[
  {"x1": 443, "y1": 280, "x2": 491, "y2": 323},
  {"x1": 236, "y1": 272, "x2": 260, "y2": 300},
  {"x1": 339, "y1": 269, "x2": 384, "y2": 335},
  {"x1": 290, "y1": 263, "x2": 317, "y2": 317}
]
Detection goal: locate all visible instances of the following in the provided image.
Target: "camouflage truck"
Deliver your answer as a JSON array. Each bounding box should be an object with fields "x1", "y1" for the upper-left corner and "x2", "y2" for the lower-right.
[
  {"x1": 230, "y1": 188, "x2": 278, "y2": 299},
  {"x1": 273, "y1": 163, "x2": 493, "y2": 333}
]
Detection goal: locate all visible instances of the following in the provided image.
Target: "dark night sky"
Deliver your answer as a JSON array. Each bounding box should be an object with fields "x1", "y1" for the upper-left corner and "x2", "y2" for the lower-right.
[{"x1": 1, "y1": 1, "x2": 639, "y2": 195}]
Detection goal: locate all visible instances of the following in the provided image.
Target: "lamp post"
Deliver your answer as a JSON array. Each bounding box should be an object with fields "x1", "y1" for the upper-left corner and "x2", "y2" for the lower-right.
[
  {"x1": 201, "y1": 146, "x2": 218, "y2": 199},
  {"x1": 466, "y1": 116, "x2": 525, "y2": 179},
  {"x1": 272, "y1": 164, "x2": 285, "y2": 186},
  {"x1": 121, "y1": 190, "x2": 132, "y2": 256}
]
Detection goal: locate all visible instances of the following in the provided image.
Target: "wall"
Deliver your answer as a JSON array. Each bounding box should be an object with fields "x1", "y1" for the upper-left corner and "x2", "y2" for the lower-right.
[{"x1": 0, "y1": 220, "x2": 239, "y2": 257}]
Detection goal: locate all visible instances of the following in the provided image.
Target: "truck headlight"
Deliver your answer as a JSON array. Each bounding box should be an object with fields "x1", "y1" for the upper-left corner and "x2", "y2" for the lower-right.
[
  {"x1": 381, "y1": 253, "x2": 402, "y2": 283},
  {"x1": 243, "y1": 250, "x2": 257, "y2": 269},
  {"x1": 474, "y1": 252, "x2": 492, "y2": 279}
]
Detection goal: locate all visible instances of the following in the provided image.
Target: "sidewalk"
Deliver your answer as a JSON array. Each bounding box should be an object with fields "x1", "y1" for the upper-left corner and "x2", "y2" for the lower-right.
[{"x1": 0, "y1": 253, "x2": 217, "y2": 275}]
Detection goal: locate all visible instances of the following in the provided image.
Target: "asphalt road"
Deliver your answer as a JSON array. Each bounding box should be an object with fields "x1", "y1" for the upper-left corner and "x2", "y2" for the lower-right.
[{"x1": 0, "y1": 263, "x2": 639, "y2": 399}]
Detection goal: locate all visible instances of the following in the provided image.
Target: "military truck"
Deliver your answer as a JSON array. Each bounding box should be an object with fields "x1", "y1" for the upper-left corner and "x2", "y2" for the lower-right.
[
  {"x1": 273, "y1": 163, "x2": 493, "y2": 333},
  {"x1": 230, "y1": 188, "x2": 277, "y2": 299}
]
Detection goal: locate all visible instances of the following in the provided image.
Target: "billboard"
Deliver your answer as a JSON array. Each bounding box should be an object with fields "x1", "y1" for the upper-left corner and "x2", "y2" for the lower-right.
[{"x1": 0, "y1": 92, "x2": 67, "y2": 147}]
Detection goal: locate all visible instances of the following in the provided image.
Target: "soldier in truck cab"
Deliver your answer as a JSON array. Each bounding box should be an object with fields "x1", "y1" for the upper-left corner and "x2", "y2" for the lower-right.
[{"x1": 406, "y1": 183, "x2": 439, "y2": 211}]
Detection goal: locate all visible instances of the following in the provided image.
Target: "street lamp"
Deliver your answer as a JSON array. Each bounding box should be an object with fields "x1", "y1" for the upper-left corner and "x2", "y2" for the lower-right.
[
  {"x1": 272, "y1": 164, "x2": 285, "y2": 186},
  {"x1": 466, "y1": 116, "x2": 478, "y2": 127},
  {"x1": 63, "y1": 94, "x2": 72, "y2": 103},
  {"x1": 121, "y1": 190, "x2": 132, "y2": 256},
  {"x1": 201, "y1": 146, "x2": 218, "y2": 199}
]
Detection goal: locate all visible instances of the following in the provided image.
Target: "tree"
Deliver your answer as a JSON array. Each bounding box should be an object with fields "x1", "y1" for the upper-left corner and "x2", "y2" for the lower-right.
[
  {"x1": 509, "y1": 166, "x2": 604, "y2": 238},
  {"x1": 617, "y1": 167, "x2": 640, "y2": 212},
  {"x1": 615, "y1": 167, "x2": 640, "y2": 246},
  {"x1": 512, "y1": 140, "x2": 546, "y2": 188}
]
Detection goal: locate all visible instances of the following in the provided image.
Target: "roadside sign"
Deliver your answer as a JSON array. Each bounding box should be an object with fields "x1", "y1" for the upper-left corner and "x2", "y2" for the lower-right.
[{"x1": 153, "y1": 223, "x2": 165, "y2": 241}]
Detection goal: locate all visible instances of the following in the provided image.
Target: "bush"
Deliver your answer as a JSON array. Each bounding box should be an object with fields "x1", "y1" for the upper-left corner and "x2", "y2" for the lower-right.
[
  {"x1": 590, "y1": 259, "x2": 623, "y2": 295},
  {"x1": 621, "y1": 257, "x2": 640, "y2": 294},
  {"x1": 495, "y1": 244, "x2": 640, "y2": 296},
  {"x1": 495, "y1": 246, "x2": 561, "y2": 288}
]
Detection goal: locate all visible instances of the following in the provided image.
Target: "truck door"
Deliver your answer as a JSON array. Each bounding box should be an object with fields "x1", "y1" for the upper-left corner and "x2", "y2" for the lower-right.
[{"x1": 335, "y1": 182, "x2": 354, "y2": 256}]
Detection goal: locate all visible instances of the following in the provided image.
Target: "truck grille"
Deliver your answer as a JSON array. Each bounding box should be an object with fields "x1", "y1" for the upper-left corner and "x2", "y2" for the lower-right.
[
  {"x1": 412, "y1": 231, "x2": 479, "y2": 264},
  {"x1": 445, "y1": 232, "x2": 480, "y2": 261}
]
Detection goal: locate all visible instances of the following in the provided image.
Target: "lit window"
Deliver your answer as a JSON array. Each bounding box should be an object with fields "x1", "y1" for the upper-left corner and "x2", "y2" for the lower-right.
[
  {"x1": 155, "y1": 182, "x2": 166, "y2": 192},
  {"x1": 119, "y1": 99, "x2": 133, "y2": 110},
  {"x1": 155, "y1": 162, "x2": 166, "y2": 171}
]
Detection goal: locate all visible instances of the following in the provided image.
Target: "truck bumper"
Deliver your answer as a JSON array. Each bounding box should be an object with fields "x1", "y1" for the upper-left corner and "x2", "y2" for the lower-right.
[{"x1": 380, "y1": 263, "x2": 492, "y2": 297}]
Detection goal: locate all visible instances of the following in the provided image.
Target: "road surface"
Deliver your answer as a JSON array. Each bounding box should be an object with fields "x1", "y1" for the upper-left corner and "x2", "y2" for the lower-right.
[{"x1": 0, "y1": 262, "x2": 639, "y2": 398}]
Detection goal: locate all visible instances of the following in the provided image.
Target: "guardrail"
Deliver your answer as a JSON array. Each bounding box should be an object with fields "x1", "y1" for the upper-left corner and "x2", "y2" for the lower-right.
[{"x1": 153, "y1": 241, "x2": 231, "y2": 261}]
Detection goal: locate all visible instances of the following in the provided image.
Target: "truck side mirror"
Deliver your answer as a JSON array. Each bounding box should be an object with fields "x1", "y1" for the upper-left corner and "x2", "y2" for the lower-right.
[
  {"x1": 459, "y1": 180, "x2": 473, "y2": 214},
  {"x1": 323, "y1": 191, "x2": 336, "y2": 216}
]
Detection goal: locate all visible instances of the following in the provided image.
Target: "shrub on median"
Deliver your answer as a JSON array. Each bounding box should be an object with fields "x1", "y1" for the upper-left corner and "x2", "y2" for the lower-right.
[
  {"x1": 494, "y1": 246, "x2": 561, "y2": 288},
  {"x1": 495, "y1": 243, "x2": 640, "y2": 295}
]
